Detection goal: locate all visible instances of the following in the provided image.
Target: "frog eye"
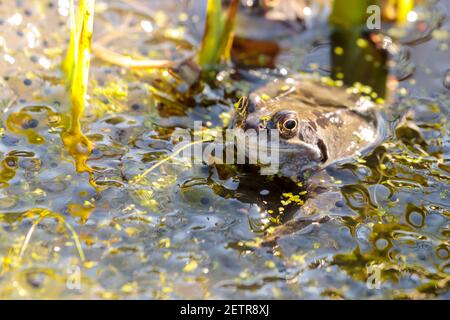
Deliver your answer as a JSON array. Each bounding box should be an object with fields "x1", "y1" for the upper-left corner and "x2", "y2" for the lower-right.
[
  {"x1": 276, "y1": 113, "x2": 298, "y2": 138},
  {"x1": 282, "y1": 119, "x2": 297, "y2": 130}
]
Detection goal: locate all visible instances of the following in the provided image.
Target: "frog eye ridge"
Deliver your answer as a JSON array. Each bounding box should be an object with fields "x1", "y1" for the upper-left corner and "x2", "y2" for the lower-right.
[{"x1": 235, "y1": 96, "x2": 249, "y2": 116}]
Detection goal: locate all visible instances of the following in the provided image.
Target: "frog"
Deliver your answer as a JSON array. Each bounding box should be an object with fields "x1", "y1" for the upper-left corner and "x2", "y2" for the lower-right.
[{"x1": 230, "y1": 75, "x2": 390, "y2": 245}]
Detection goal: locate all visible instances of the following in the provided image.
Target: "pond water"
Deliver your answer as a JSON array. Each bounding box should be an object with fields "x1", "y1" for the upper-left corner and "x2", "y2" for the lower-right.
[{"x1": 0, "y1": 0, "x2": 448, "y2": 299}]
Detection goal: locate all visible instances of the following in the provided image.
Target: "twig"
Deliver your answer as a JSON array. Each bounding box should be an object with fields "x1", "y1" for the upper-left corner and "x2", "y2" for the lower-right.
[
  {"x1": 92, "y1": 43, "x2": 174, "y2": 69},
  {"x1": 132, "y1": 139, "x2": 209, "y2": 184},
  {"x1": 19, "y1": 210, "x2": 86, "y2": 262}
]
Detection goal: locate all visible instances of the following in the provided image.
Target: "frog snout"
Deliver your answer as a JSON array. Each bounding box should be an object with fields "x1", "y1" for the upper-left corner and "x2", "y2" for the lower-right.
[{"x1": 243, "y1": 115, "x2": 267, "y2": 132}]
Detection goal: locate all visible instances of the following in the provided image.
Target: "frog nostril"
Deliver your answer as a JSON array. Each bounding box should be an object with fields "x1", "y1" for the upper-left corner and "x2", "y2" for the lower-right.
[{"x1": 243, "y1": 116, "x2": 262, "y2": 131}]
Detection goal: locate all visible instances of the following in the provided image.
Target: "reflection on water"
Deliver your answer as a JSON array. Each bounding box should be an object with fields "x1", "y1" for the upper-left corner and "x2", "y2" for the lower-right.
[{"x1": 0, "y1": 0, "x2": 449, "y2": 299}]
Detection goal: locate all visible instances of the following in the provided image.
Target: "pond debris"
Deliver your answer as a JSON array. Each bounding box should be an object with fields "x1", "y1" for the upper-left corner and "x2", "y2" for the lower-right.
[{"x1": 92, "y1": 43, "x2": 174, "y2": 70}]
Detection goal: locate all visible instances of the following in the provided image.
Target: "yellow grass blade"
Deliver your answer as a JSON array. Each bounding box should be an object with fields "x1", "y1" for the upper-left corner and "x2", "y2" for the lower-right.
[{"x1": 62, "y1": 0, "x2": 96, "y2": 185}]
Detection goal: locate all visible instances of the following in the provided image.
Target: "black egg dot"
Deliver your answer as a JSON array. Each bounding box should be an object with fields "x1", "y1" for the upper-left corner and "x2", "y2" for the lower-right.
[
  {"x1": 335, "y1": 200, "x2": 345, "y2": 208},
  {"x1": 27, "y1": 119, "x2": 39, "y2": 129},
  {"x1": 200, "y1": 197, "x2": 210, "y2": 205},
  {"x1": 22, "y1": 119, "x2": 38, "y2": 129},
  {"x1": 16, "y1": 30, "x2": 24, "y2": 37},
  {"x1": 30, "y1": 55, "x2": 38, "y2": 63},
  {"x1": 24, "y1": 9, "x2": 33, "y2": 16},
  {"x1": 24, "y1": 79, "x2": 32, "y2": 86},
  {"x1": 131, "y1": 103, "x2": 141, "y2": 111},
  {"x1": 26, "y1": 272, "x2": 45, "y2": 289}
]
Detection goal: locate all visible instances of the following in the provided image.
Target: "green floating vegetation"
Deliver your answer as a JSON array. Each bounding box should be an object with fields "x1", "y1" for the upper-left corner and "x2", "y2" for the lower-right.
[
  {"x1": 61, "y1": 0, "x2": 96, "y2": 181},
  {"x1": 197, "y1": 0, "x2": 239, "y2": 69}
]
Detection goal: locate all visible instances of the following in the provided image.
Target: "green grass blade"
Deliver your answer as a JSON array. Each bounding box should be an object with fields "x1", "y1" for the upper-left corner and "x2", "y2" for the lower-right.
[
  {"x1": 72, "y1": 0, "x2": 95, "y2": 122},
  {"x1": 216, "y1": 0, "x2": 239, "y2": 63},
  {"x1": 198, "y1": 0, "x2": 223, "y2": 67},
  {"x1": 197, "y1": 0, "x2": 239, "y2": 68}
]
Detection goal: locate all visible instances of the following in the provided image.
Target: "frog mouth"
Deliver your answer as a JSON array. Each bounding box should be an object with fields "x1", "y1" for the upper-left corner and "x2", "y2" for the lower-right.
[
  {"x1": 242, "y1": 143, "x2": 323, "y2": 163},
  {"x1": 234, "y1": 129, "x2": 323, "y2": 159}
]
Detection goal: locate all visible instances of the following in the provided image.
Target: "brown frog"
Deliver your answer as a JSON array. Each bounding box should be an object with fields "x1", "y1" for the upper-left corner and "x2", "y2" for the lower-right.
[{"x1": 231, "y1": 76, "x2": 389, "y2": 244}]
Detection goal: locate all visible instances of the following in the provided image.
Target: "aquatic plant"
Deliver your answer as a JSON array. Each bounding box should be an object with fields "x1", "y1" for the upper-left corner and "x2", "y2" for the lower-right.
[
  {"x1": 197, "y1": 0, "x2": 239, "y2": 68},
  {"x1": 61, "y1": 0, "x2": 96, "y2": 178}
]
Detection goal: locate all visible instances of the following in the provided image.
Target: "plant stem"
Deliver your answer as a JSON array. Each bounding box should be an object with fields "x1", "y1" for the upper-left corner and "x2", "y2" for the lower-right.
[
  {"x1": 197, "y1": 0, "x2": 239, "y2": 69},
  {"x1": 62, "y1": 0, "x2": 96, "y2": 183}
]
